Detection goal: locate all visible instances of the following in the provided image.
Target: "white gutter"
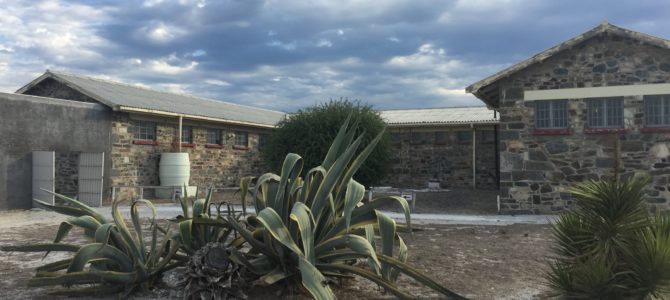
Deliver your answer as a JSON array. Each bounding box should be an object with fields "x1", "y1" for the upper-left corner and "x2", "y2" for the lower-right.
[{"x1": 117, "y1": 106, "x2": 276, "y2": 129}]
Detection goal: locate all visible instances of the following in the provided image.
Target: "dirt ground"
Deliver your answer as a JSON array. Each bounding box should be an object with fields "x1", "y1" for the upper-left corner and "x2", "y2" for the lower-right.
[{"x1": 0, "y1": 208, "x2": 553, "y2": 300}]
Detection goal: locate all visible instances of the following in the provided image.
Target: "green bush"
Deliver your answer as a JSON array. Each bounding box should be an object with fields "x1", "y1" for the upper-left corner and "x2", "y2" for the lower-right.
[
  {"x1": 232, "y1": 115, "x2": 465, "y2": 299},
  {"x1": 546, "y1": 177, "x2": 670, "y2": 299},
  {"x1": 262, "y1": 99, "x2": 391, "y2": 188}
]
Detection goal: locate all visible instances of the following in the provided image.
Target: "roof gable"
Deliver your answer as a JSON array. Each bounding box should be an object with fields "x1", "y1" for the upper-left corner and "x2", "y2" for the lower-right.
[
  {"x1": 466, "y1": 22, "x2": 670, "y2": 107},
  {"x1": 16, "y1": 70, "x2": 287, "y2": 128}
]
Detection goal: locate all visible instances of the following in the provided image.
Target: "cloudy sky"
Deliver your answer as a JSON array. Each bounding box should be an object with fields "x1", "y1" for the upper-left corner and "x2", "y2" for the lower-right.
[{"x1": 1, "y1": 0, "x2": 670, "y2": 112}]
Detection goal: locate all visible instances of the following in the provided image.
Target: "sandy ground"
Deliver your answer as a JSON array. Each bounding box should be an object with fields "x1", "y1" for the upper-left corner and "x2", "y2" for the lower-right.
[{"x1": 0, "y1": 204, "x2": 555, "y2": 300}]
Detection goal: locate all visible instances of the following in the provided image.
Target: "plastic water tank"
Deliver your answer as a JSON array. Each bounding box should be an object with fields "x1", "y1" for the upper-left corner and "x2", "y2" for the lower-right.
[{"x1": 159, "y1": 153, "x2": 190, "y2": 187}]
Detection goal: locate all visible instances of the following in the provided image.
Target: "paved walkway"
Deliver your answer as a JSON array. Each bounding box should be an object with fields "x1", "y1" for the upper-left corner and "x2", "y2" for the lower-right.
[{"x1": 111, "y1": 204, "x2": 557, "y2": 226}]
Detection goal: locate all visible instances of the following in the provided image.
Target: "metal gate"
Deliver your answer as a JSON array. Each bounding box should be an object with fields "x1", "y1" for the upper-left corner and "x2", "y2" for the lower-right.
[
  {"x1": 32, "y1": 151, "x2": 55, "y2": 206},
  {"x1": 78, "y1": 152, "x2": 104, "y2": 207}
]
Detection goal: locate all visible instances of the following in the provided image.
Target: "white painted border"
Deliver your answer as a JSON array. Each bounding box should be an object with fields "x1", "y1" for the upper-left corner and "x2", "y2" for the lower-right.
[{"x1": 524, "y1": 83, "x2": 670, "y2": 101}]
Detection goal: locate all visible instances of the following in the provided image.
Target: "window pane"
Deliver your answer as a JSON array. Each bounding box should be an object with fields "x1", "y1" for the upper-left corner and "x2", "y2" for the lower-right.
[
  {"x1": 132, "y1": 120, "x2": 156, "y2": 140},
  {"x1": 181, "y1": 126, "x2": 192, "y2": 143},
  {"x1": 206, "y1": 129, "x2": 221, "y2": 144},
  {"x1": 535, "y1": 101, "x2": 550, "y2": 128},
  {"x1": 645, "y1": 95, "x2": 670, "y2": 126},
  {"x1": 456, "y1": 131, "x2": 471, "y2": 142},
  {"x1": 235, "y1": 131, "x2": 248, "y2": 146},
  {"x1": 258, "y1": 134, "x2": 268, "y2": 150},
  {"x1": 411, "y1": 132, "x2": 426, "y2": 145}
]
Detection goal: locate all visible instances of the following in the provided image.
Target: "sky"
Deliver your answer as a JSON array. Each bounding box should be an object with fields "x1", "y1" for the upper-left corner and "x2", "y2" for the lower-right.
[{"x1": 1, "y1": 0, "x2": 670, "y2": 112}]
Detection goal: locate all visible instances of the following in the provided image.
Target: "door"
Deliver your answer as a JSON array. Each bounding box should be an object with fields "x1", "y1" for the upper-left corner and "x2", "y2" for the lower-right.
[
  {"x1": 32, "y1": 151, "x2": 55, "y2": 206},
  {"x1": 78, "y1": 152, "x2": 104, "y2": 207}
]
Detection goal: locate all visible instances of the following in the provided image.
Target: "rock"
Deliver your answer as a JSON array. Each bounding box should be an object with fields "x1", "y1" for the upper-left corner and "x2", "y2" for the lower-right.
[
  {"x1": 592, "y1": 63, "x2": 607, "y2": 73},
  {"x1": 545, "y1": 141, "x2": 569, "y2": 154}
]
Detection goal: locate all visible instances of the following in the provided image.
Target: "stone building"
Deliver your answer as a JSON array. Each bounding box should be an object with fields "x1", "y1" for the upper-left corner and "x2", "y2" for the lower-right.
[
  {"x1": 379, "y1": 107, "x2": 498, "y2": 190},
  {"x1": 467, "y1": 22, "x2": 670, "y2": 213},
  {"x1": 8, "y1": 70, "x2": 286, "y2": 207}
]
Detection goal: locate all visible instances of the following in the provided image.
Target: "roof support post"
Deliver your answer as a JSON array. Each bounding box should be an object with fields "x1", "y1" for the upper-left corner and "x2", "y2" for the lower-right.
[
  {"x1": 178, "y1": 115, "x2": 183, "y2": 152},
  {"x1": 472, "y1": 124, "x2": 476, "y2": 189}
]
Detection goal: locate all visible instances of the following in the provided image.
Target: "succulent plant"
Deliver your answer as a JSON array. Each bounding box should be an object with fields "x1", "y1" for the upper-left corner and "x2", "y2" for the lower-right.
[{"x1": 181, "y1": 242, "x2": 248, "y2": 300}]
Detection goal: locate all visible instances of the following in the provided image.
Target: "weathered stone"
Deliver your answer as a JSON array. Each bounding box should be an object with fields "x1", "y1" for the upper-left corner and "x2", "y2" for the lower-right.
[
  {"x1": 525, "y1": 161, "x2": 553, "y2": 171},
  {"x1": 595, "y1": 157, "x2": 616, "y2": 168},
  {"x1": 660, "y1": 63, "x2": 670, "y2": 72},
  {"x1": 592, "y1": 63, "x2": 606, "y2": 73},
  {"x1": 540, "y1": 184, "x2": 553, "y2": 193},
  {"x1": 545, "y1": 141, "x2": 569, "y2": 154},
  {"x1": 528, "y1": 149, "x2": 548, "y2": 161}
]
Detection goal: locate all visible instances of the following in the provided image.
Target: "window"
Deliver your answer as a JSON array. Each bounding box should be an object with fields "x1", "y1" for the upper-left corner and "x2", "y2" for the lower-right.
[
  {"x1": 181, "y1": 126, "x2": 193, "y2": 143},
  {"x1": 587, "y1": 97, "x2": 623, "y2": 128},
  {"x1": 410, "y1": 132, "x2": 426, "y2": 145},
  {"x1": 644, "y1": 95, "x2": 670, "y2": 127},
  {"x1": 235, "y1": 131, "x2": 248, "y2": 147},
  {"x1": 535, "y1": 100, "x2": 568, "y2": 128},
  {"x1": 390, "y1": 132, "x2": 402, "y2": 144},
  {"x1": 480, "y1": 130, "x2": 495, "y2": 143},
  {"x1": 456, "y1": 131, "x2": 471, "y2": 142},
  {"x1": 131, "y1": 120, "x2": 156, "y2": 140},
  {"x1": 434, "y1": 131, "x2": 448, "y2": 145},
  {"x1": 258, "y1": 134, "x2": 268, "y2": 150},
  {"x1": 206, "y1": 128, "x2": 222, "y2": 144}
]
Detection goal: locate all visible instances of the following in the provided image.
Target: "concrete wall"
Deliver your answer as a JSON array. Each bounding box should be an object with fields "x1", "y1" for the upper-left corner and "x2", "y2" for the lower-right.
[
  {"x1": 0, "y1": 93, "x2": 112, "y2": 209},
  {"x1": 381, "y1": 125, "x2": 498, "y2": 190},
  {"x1": 497, "y1": 32, "x2": 670, "y2": 213}
]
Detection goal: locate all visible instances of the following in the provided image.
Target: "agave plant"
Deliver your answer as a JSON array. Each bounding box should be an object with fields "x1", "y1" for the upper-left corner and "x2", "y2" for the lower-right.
[
  {"x1": 228, "y1": 115, "x2": 466, "y2": 299},
  {"x1": 171, "y1": 188, "x2": 242, "y2": 255},
  {"x1": 0, "y1": 192, "x2": 182, "y2": 296},
  {"x1": 546, "y1": 176, "x2": 670, "y2": 299},
  {"x1": 181, "y1": 242, "x2": 249, "y2": 300}
]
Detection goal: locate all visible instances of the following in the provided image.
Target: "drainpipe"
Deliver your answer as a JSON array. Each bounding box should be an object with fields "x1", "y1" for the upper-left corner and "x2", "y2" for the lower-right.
[
  {"x1": 178, "y1": 115, "x2": 183, "y2": 152},
  {"x1": 472, "y1": 123, "x2": 476, "y2": 189}
]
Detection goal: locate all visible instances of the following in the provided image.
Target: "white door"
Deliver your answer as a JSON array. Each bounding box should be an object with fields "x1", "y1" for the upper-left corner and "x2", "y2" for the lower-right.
[
  {"x1": 32, "y1": 151, "x2": 55, "y2": 207},
  {"x1": 78, "y1": 152, "x2": 104, "y2": 207}
]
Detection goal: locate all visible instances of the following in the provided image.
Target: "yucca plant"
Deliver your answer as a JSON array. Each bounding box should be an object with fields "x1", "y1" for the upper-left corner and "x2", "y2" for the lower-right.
[
  {"x1": 546, "y1": 176, "x2": 670, "y2": 299},
  {"x1": 228, "y1": 115, "x2": 466, "y2": 299},
  {"x1": 0, "y1": 192, "x2": 182, "y2": 296}
]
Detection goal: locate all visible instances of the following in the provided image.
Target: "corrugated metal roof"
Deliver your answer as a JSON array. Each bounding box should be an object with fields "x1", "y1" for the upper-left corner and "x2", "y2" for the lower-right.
[
  {"x1": 21, "y1": 71, "x2": 287, "y2": 127},
  {"x1": 379, "y1": 106, "x2": 498, "y2": 126}
]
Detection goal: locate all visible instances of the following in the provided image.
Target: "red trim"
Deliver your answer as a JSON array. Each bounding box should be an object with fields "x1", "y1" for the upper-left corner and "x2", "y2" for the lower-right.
[
  {"x1": 532, "y1": 128, "x2": 573, "y2": 136},
  {"x1": 180, "y1": 143, "x2": 196, "y2": 148},
  {"x1": 205, "y1": 144, "x2": 223, "y2": 149},
  {"x1": 584, "y1": 128, "x2": 627, "y2": 134},
  {"x1": 132, "y1": 140, "x2": 158, "y2": 145},
  {"x1": 641, "y1": 127, "x2": 670, "y2": 133},
  {"x1": 233, "y1": 145, "x2": 249, "y2": 150}
]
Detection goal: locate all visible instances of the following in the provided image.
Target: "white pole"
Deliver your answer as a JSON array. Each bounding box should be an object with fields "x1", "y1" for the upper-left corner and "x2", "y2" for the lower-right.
[
  {"x1": 178, "y1": 115, "x2": 183, "y2": 152},
  {"x1": 472, "y1": 124, "x2": 476, "y2": 189}
]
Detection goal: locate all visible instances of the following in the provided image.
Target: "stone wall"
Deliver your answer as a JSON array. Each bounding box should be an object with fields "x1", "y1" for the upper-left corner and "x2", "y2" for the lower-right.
[
  {"x1": 54, "y1": 152, "x2": 79, "y2": 197},
  {"x1": 497, "y1": 32, "x2": 670, "y2": 212},
  {"x1": 110, "y1": 112, "x2": 270, "y2": 200},
  {"x1": 381, "y1": 126, "x2": 497, "y2": 190}
]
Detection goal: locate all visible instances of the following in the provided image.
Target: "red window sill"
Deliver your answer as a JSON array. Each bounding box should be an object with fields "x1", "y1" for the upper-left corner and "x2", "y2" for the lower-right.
[
  {"x1": 584, "y1": 128, "x2": 627, "y2": 134},
  {"x1": 641, "y1": 127, "x2": 670, "y2": 133},
  {"x1": 180, "y1": 143, "x2": 196, "y2": 148},
  {"x1": 205, "y1": 144, "x2": 223, "y2": 149},
  {"x1": 532, "y1": 128, "x2": 573, "y2": 136},
  {"x1": 132, "y1": 140, "x2": 158, "y2": 145},
  {"x1": 233, "y1": 145, "x2": 249, "y2": 150}
]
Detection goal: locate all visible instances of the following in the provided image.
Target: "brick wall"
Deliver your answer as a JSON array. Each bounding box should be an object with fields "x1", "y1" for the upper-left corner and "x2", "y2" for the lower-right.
[
  {"x1": 380, "y1": 126, "x2": 497, "y2": 190},
  {"x1": 497, "y1": 32, "x2": 670, "y2": 212}
]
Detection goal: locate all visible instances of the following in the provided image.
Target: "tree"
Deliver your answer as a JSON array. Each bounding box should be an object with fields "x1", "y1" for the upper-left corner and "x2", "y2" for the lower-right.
[{"x1": 262, "y1": 99, "x2": 391, "y2": 187}]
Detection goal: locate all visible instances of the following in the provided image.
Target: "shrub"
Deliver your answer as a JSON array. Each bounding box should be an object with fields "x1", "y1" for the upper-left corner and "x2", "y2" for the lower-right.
[
  {"x1": 232, "y1": 115, "x2": 465, "y2": 299},
  {"x1": 546, "y1": 177, "x2": 670, "y2": 299},
  {"x1": 262, "y1": 99, "x2": 391, "y2": 188}
]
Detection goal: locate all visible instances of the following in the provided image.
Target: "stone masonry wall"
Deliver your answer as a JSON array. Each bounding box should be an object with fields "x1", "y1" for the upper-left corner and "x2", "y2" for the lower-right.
[
  {"x1": 110, "y1": 112, "x2": 270, "y2": 200},
  {"x1": 381, "y1": 126, "x2": 497, "y2": 190},
  {"x1": 497, "y1": 32, "x2": 670, "y2": 212},
  {"x1": 54, "y1": 152, "x2": 79, "y2": 197}
]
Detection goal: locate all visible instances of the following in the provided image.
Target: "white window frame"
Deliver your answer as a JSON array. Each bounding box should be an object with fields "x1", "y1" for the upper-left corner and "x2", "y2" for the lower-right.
[
  {"x1": 587, "y1": 97, "x2": 624, "y2": 128},
  {"x1": 181, "y1": 126, "x2": 193, "y2": 143},
  {"x1": 644, "y1": 95, "x2": 670, "y2": 127},
  {"x1": 535, "y1": 99, "x2": 568, "y2": 129},
  {"x1": 205, "y1": 128, "x2": 222, "y2": 145},
  {"x1": 235, "y1": 131, "x2": 248, "y2": 147},
  {"x1": 132, "y1": 120, "x2": 156, "y2": 140}
]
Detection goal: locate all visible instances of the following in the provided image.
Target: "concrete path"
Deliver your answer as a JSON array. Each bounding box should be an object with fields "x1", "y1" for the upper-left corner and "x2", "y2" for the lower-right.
[{"x1": 110, "y1": 203, "x2": 557, "y2": 226}]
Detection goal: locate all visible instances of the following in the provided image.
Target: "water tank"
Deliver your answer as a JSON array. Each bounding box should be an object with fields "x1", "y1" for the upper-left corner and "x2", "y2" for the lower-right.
[{"x1": 159, "y1": 152, "x2": 190, "y2": 187}]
